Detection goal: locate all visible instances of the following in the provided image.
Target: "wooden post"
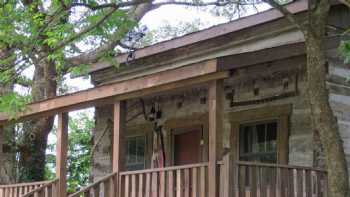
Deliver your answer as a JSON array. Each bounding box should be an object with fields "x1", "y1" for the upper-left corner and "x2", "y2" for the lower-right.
[
  {"x1": 56, "y1": 113, "x2": 68, "y2": 197},
  {"x1": 113, "y1": 101, "x2": 126, "y2": 172},
  {"x1": 113, "y1": 101, "x2": 126, "y2": 197},
  {"x1": 208, "y1": 80, "x2": 224, "y2": 197}
]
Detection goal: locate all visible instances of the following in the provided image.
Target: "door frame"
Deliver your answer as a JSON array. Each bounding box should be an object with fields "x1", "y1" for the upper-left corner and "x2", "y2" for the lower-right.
[{"x1": 163, "y1": 113, "x2": 209, "y2": 166}]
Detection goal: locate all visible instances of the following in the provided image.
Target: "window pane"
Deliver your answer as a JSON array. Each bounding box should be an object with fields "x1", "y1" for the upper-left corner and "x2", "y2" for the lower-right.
[
  {"x1": 136, "y1": 137, "x2": 145, "y2": 163},
  {"x1": 126, "y1": 136, "x2": 146, "y2": 171},
  {"x1": 239, "y1": 121, "x2": 277, "y2": 163},
  {"x1": 128, "y1": 138, "x2": 136, "y2": 164}
]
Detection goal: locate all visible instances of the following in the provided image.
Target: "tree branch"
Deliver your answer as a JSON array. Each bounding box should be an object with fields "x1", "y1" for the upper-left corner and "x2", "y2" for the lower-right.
[
  {"x1": 339, "y1": 0, "x2": 350, "y2": 8},
  {"x1": 263, "y1": 0, "x2": 306, "y2": 33},
  {"x1": 63, "y1": 2, "x2": 155, "y2": 71}
]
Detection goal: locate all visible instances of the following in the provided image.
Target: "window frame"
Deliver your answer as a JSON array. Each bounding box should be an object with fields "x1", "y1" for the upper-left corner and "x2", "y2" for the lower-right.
[
  {"x1": 229, "y1": 104, "x2": 291, "y2": 164},
  {"x1": 125, "y1": 135, "x2": 147, "y2": 171}
]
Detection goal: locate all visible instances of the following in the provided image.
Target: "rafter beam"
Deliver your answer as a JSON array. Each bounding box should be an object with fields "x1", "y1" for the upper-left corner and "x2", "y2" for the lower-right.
[{"x1": 0, "y1": 59, "x2": 229, "y2": 125}]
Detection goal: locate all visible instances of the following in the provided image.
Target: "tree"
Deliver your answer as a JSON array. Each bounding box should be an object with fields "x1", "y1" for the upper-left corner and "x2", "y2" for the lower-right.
[
  {"x1": 0, "y1": 0, "x2": 154, "y2": 181},
  {"x1": 45, "y1": 112, "x2": 93, "y2": 193}
]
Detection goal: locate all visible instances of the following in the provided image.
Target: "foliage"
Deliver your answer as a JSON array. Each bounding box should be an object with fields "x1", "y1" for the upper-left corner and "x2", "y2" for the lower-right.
[
  {"x1": 339, "y1": 40, "x2": 350, "y2": 64},
  {"x1": 45, "y1": 113, "x2": 93, "y2": 193},
  {"x1": 0, "y1": 92, "x2": 31, "y2": 119}
]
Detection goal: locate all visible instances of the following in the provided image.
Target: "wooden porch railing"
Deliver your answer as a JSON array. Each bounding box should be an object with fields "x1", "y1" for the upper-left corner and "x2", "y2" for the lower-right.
[
  {"x1": 233, "y1": 161, "x2": 328, "y2": 197},
  {"x1": 0, "y1": 179, "x2": 58, "y2": 197},
  {"x1": 21, "y1": 179, "x2": 59, "y2": 197},
  {"x1": 119, "y1": 163, "x2": 208, "y2": 197},
  {"x1": 69, "y1": 172, "x2": 118, "y2": 197},
  {"x1": 66, "y1": 159, "x2": 328, "y2": 197},
  {"x1": 69, "y1": 163, "x2": 209, "y2": 197}
]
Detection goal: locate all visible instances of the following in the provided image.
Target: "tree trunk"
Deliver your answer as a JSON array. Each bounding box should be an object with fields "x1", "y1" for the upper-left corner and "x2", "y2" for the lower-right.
[
  {"x1": 0, "y1": 47, "x2": 17, "y2": 183},
  {"x1": 18, "y1": 60, "x2": 57, "y2": 182},
  {"x1": 305, "y1": 1, "x2": 349, "y2": 196}
]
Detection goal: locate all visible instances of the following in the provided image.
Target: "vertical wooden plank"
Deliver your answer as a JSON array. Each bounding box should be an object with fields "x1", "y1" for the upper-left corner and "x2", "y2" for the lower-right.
[
  {"x1": 159, "y1": 171, "x2": 165, "y2": 197},
  {"x1": 109, "y1": 175, "x2": 116, "y2": 197},
  {"x1": 93, "y1": 185, "x2": 100, "y2": 197},
  {"x1": 184, "y1": 169, "x2": 190, "y2": 197},
  {"x1": 151, "y1": 172, "x2": 158, "y2": 197},
  {"x1": 131, "y1": 175, "x2": 136, "y2": 197},
  {"x1": 276, "y1": 167, "x2": 282, "y2": 197},
  {"x1": 145, "y1": 173, "x2": 151, "y2": 197},
  {"x1": 104, "y1": 179, "x2": 111, "y2": 197},
  {"x1": 138, "y1": 174, "x2": 144, "y2": 197},
  {"x1": 112, "y1": 101, "x2": 126, "y2": 172},
  {"x1": 19, "y1": 187, "x2": 23, "y2": 197},
  {"x1": 208, "y1": 79, "x2": 224, "y2": 197},
  {"x1": 113, "y1": 101, "x2": 126, "y2": 197},
  {"x1": 168, "y1": 171, "x2": 174, "y2": 197},
  {"x1": 56, "y1": 112, "x2": 69, "y2": 197},
  {"x1": 256, "y1": 167, "x2": 261, "y2": 197},
  {"x1": 230, "y1": 123, "x2": 240, "y2": 197},
  {"x1": 125, "y1": 175, "x2": 130, "y2": 197},
  {"x1": 176, "y1": 170, "x2": 182, "y2": 197},
  {"x1": 200, "y1": 167, "x2": 206, "y2": 197},
  {"x1": 0, "y1": 188, "x2": 3, "y2": 197},
  {"x1": 192, "y1": 168, "x2": 198, "y2": 197},
  {"x1": 293, "y1": 169, "x2": 298, "y2": 197}
]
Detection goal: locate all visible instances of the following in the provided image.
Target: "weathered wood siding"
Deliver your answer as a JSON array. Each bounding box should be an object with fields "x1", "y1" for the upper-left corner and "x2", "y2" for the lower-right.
[{"x1": 91, "y1": 55, "x2": 316, "y2": 180}]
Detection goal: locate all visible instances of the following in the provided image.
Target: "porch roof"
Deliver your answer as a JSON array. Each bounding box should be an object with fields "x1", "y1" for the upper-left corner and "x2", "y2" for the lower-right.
[
  {"x1": 0, "y1": 59, "x2": 229, "y2": 125},
  {"x1": 88, "y1": 0, "x2": 308, "y2": 74}
]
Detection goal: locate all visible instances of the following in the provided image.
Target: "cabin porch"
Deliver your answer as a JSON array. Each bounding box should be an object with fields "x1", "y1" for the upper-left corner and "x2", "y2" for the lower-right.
[{"x1": 0, "y1": 55, "x2": 330, "y2": 197}]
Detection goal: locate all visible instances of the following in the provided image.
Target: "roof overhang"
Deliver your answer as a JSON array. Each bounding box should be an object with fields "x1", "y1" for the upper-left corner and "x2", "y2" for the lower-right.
[{"x1": 88, "y1": 0, "x2": 308, "y2": 74}]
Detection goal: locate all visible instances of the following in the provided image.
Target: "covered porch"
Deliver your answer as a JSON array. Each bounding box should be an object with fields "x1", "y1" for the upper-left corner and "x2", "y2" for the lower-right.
[{"x1": 0, "y1": 56, "x2": 328, "y2": 197}]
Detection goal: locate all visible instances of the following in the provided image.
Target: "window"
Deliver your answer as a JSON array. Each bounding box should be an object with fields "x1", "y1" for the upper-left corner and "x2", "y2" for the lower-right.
[
  {"x1": 126, "y1": 136, "x2": 146, "y2": 171},
  {"x1": 239, "y1": 121, "x2": 277, "y2": 163}
]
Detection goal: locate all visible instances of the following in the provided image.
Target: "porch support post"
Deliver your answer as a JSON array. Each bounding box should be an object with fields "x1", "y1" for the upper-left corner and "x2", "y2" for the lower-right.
[
  {"x1": 56, "y1": 113, "x2": 68, "y2": 197},
  {"x1": 113, "y1": 101, "x2": 126, "y2": 172},
  {"x1": 208, "y1": 79, "x2": 224, "y2": 197}
]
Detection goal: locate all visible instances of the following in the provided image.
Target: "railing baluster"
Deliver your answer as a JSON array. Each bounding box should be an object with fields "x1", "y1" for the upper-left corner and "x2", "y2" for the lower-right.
[
  {"x1": 124, "y1": 175, "x2": 130, "y2": 197},
  {"x1": 131, "y1": 175, "x2": 136, "y2": 197},
  {"x1": 159, "y1": 171, "x2": 165, "y2": 197},
  {"x1": 138, "y1": 174, "x2": 143, "y2": 197},
  {"x1": 192, "y1": 168, "x2": 197, "y2": 197},
  {"x1": 184, "y1": 169, "x2": 190, "y2": 197},
  {"x1": 151, "y1": 172, "x2": 158, "y2": 197},
  {"x1": 200, "y1": 166, "x2": 205, "y2": 197},
  {"x1": 176, "y1": 170, "x2": 182, "y2": 197},
  {"x1": 145, "y1": 173, "x2": 151, "y2": 197},
  {"x1": 168, "y1": 170, "x2": 174, "y2": 197}
]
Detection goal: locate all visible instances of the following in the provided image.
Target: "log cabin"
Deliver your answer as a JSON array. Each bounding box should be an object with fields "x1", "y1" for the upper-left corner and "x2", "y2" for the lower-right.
[{"x1": 0, "y1": 1, "x2": 349, "y2": 197}]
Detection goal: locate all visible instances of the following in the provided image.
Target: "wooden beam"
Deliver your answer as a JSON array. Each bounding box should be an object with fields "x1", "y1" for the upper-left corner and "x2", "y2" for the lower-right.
[
  {"x1": 208, "y1": 80, "x2": 224, "y2": 197},
  {"x1": 217, "y1": 36, "x2": 341, "y2": 71},
  {"x1": 0, "y1": 60, "x2": 227, "y2": 125},
  {"x1": 56, "y1": 113, "x2": 68, "y2": 197},
  {"x1": 112, "y1": 101, "x2": 126, "y2": 172}
]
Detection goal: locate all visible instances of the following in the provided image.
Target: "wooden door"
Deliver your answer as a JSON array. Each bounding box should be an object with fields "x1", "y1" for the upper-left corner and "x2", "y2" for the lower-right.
[{"x1": 174, "y1": 129, "x2": 201, "y2": 166}]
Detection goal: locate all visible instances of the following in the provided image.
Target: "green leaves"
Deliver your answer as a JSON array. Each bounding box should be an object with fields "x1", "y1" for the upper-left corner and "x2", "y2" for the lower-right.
[
  {"x1": 0, "y1": 93, "x2": 31, "y2": 119},
  {"x1": 45, "y1": 113, "x2": 93, "y2": 192},
  {"x1": 339, "y1": 40, "x2": 350, "y2": 64}
]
